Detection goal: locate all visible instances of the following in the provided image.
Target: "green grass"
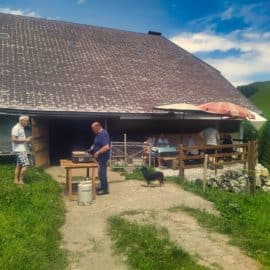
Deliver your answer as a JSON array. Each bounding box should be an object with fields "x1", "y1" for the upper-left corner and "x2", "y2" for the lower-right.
[
  {"x1": 169, "y1": 177, "x2": 270, "y2": 268},
  {"x1": 0, "y1": 165, "x2": 67, "y2": 270},
  {"x1": 108, "y1": 215, "x2": 208, "y2": 270},
  {"x1": 250, "y1": 82, "x2": 270, "y2": 119},
  {"x1": 238, "y1": 81, "x2": 270, "y2": 119}
]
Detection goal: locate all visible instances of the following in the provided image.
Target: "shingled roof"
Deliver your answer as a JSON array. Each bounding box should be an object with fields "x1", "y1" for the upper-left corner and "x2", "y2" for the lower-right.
[{"x1": 0, "y1": 13, "x2": 258, "y2": 115}]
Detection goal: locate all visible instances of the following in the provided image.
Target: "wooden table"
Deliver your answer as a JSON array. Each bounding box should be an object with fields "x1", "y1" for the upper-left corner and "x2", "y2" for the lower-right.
[{"x1": 60, "y1": 159, "x2": 98, "y2": 201}]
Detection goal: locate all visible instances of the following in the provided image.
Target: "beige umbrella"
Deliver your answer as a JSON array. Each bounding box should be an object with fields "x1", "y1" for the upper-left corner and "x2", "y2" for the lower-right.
[
  {"x1": 248, "y1": 110, "x2": 267, "y2": 130},
  {"x1": 154, "y1": 103, "x2": 204, "y2": 112}
]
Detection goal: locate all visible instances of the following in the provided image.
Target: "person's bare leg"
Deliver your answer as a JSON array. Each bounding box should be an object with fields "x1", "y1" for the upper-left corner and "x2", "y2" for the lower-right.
[
  {"x1": 14, "y1": 166, "x2": 21, "y2": 184},
  {"x1": 19, "y1": 166, "x2": 28, "y2": 184}
]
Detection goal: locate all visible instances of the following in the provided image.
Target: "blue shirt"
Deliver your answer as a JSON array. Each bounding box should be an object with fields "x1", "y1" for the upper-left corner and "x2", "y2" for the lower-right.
[{"x1": 93, "y1": 129, "x2": 110, "y2": 158}]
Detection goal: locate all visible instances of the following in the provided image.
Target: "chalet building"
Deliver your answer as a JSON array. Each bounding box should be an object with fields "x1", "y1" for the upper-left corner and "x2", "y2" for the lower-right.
[{"x1": 0, "y1": 13, "x2": 258, "y2": 166}]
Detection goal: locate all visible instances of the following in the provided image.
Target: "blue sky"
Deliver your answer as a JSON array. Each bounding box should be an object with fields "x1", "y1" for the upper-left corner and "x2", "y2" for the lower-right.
[{"x1": 1, "y1": 0, "x2": 270, "y2": 86}]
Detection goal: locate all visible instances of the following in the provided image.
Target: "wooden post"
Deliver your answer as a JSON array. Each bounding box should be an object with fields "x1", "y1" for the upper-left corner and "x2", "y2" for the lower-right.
[
  {"x1": 124, "y1": 133, "x2": 127, "y2": 167},
  {"x1": 214, "y1": 148, "x2": 217, "y2": 176},
  {"x1": 67, "y1": 168, "x2": 73, "y2": 201},
  {"x1": 31, "y1": 117, "x2": 49, "y2": 167},
  {"x1": 243, "y1": 144, "x2": 247, "y2": 171},
  {"x1": 248, "y1": 140, "x2": 256, "y2": 195},
  {"x1": 178, "y1": 144, "x2": 184, "y2": 179},
  {"x1": 203, "y1": 154, "x2": 208, "y2": 192},
  {"x1": 148, "y1": 145, "x2": 151, "y2": 167}
]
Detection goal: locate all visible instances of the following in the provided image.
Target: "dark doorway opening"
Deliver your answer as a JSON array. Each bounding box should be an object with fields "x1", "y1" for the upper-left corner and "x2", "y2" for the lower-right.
[
  {"x1": 49, "y1": 118, "x2": 95, "y2": 164},
  {"x1": 48, "y1": 116, "x2": 240, "y2": 165}
]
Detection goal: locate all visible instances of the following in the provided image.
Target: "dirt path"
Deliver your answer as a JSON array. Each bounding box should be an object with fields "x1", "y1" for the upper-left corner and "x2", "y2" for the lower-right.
[{"x1": 46, "y1": 167, "x2": 260, "y2": 270}]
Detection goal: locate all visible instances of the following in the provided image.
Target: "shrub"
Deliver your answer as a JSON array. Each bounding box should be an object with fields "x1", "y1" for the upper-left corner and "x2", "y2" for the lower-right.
[
  {"x1": 258, "y1": 120, "x2": 270, "y2": 171},
  {"x1": 242, "y1": 120, "x2": 258, "y2": 142}
]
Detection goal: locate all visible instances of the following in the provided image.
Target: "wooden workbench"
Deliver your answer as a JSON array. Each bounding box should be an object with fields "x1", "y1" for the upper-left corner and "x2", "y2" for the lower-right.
[{"x1": 60, "y1": 159, "x2": 98, "y2": 201}]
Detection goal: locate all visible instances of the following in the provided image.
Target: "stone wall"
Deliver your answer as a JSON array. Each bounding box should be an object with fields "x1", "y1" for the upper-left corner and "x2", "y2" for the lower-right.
[{"x1": 194, "y1": 164, "x2": 270, "y2": 193}]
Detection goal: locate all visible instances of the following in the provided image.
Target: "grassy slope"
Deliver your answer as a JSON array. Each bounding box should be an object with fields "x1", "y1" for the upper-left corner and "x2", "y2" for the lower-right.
[
  {"x1": 170, "y1": 178, "x2": 270, "y2": 269},
  {"x1": 250, "y1": 82, "x2": 270, "y2": 119},
  {"x1": 108, "y1": 215, "x2": 208, "y2": 270},
  {"x1": 0, "y1": 165, "x2": 67, "y2": 270},
  {"x1": 239, "y1": 81, "x2": 270, "y2": 119}
]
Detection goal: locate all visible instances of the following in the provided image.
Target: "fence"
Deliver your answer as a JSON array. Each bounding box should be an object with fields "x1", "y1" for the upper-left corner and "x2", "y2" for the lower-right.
[
  {"x1": 110, "y1": 137, "x2": 146, "y2": 169},
  {"x1": 178, "y1": 140, "x2": 258, "y2": 194}
]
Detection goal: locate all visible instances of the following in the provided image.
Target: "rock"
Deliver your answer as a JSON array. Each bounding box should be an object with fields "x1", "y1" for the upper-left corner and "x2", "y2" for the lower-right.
[
  {"x1": 232, "y1": 187, "x2": 241, "y2": 193},
  {"x1": 262, "y1": 186, "x2": 270, "y2": 192},
  {"x1": 212, "y1": 182, "x2": 218, "y2": 188},
  {"x1": 230, "y1": 180, "x2": 239, "y2": 187},
  {"x1": 264, "y1": 181, "x2": 270, "y2": 187},
  {"x1": 256, "y1": 173, "x2": 262, "y2": 187},
  {"x1": 256, "y1": 163, "x2": 269, "y2": 177}
]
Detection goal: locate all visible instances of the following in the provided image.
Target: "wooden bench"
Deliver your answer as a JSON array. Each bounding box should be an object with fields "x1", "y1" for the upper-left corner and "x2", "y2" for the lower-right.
[{"x1": 160, "y1": 157, "x2": 178, "y2": 169}]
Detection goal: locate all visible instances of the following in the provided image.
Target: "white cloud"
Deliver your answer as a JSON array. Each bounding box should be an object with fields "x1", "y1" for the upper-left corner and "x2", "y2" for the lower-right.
[
  {"x1": 170, "y1": 30, "x2": 270, "y2": 86},
  {"x1": 171, "y1": 32, "x2": 247, "y2": 53},
  {"x1": 170, "y1": 2, "x2": 270, "y2": 86},
  {"x1": 186, "y1": 3, "x2": 269, "y2": 33},
  {"x1": 221, "y1": 6, "x2": 234, "y2": 20},
  {"x1": 77, "y1": 0, "x2": 86, "y2": 4},
  {"x1": 0, "y1": 7, "x2": 39, "y2": 17}
]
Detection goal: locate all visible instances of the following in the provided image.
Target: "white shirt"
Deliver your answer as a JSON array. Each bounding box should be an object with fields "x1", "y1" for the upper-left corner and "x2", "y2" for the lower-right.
[
  {"x1": 11, "y1": 123, "x2": 28, "y2": 152},
  {"x1": 201, "y1": 127, "x2": 220, "y2": 146},
  {"x1": 187, "y1": 137, "x2": 199, "y2": 155}
]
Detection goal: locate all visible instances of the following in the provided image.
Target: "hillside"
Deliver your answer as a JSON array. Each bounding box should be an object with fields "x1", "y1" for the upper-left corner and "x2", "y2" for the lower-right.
[{"x1": 237, "y1": 81, "x2": 270, "y2": 119}]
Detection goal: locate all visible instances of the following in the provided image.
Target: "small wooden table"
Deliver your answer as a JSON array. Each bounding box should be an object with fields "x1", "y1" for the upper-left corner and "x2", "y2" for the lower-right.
[{"x1": 60, "y1": 159, "x2": 98, "y2": 201}]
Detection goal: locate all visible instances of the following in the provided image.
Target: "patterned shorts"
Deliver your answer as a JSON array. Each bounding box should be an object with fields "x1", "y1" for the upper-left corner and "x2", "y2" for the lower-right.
[{"x1": 15, "y1": 152, "x2": 30, "y2": 167}]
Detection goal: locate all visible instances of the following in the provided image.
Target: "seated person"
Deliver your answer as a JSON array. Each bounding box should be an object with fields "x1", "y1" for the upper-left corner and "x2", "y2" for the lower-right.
[
  {"x1": 155, "y1": 134, "x2": 170, "y2": 147},
  {"x1": 221, "y1": 134, "x2": 233, "y2": 160},
  {"x1": 222, "y1": 134, "x2": 233, "y2": 150},
  {"x1": 142, "y1": 136, "x2": 159, "y2": 166},
  {"x1": 185, "y1": 135, "x2": 201, "y2": 165},
  {"x1": 186, "y1": 135, "x2": 199, "y2": 156},
  {"x1": 145, "y1": 135, "x2": 156, "y2": 147}
]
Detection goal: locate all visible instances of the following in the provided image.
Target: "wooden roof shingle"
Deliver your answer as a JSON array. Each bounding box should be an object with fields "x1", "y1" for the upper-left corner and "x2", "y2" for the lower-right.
[{"x1": 0, "y1": 13, "x2": 258, "y2": 114}]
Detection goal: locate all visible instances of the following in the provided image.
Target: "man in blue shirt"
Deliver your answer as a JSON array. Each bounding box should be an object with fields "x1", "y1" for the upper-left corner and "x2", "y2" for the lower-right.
[{"x1": 91, "y1": 122, "x2": 110, "y2": 195}]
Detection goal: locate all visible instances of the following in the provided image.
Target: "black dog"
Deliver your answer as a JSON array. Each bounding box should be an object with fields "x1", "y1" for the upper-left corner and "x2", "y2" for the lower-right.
[{"x1": 140, "y1": 166, "x2": 164, "y2": 186}]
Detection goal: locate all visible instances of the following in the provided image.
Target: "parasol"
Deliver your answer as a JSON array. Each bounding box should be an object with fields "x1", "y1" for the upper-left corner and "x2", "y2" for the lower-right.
[
  {"x1": 154, "y1": 103, "x2": 204, "y2": 112},
  {"x1": 198, "y1": 102, "x2": 255, "y2": 119}
]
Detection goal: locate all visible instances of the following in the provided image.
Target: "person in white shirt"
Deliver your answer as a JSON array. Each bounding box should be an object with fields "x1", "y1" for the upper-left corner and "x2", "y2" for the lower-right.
[
  {"x1": 200, "y1": 127, "x2": 220, "y2": 154},
  {"x1": 11, "y1": 115, "x2": 32, "y2": 184}
]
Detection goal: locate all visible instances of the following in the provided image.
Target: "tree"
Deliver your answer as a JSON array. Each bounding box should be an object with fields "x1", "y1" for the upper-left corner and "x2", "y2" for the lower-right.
[
  {"x1": 258, "y1": 120, "x2": 270, "y2": 171},
  {"x1": 242, "y1": 120, "x2": 258, "y2": 142}
]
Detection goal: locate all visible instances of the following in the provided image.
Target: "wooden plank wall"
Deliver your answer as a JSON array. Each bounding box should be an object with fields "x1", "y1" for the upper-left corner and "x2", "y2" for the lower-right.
[{"x1": 31, "y1": 117, "x2": 49, "y2": 167}]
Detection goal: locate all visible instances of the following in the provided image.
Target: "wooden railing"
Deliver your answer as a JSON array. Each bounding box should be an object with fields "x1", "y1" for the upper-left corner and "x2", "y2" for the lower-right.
[{"x1": 178, "y1": 141, "x2": 258, "y2": 194}]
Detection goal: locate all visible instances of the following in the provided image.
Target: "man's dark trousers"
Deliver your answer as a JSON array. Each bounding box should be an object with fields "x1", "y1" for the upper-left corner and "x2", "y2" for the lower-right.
[{"x1": 98, "y1": 154, "x2": 109, "y2": 192}]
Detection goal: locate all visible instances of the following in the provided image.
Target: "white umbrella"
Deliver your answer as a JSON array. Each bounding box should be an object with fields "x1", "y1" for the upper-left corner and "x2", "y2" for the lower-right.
[
  {"x1": 154, "y1": 103, "x2": 204, "y2": 112},
  {"x1": 248, "y1": 110, "x2": 267, "y2": 130}
]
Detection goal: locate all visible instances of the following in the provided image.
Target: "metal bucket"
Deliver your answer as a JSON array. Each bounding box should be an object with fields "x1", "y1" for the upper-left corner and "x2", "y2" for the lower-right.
[{"x1": 77, "y1": 181, "x2": 92, "y2": 206}]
